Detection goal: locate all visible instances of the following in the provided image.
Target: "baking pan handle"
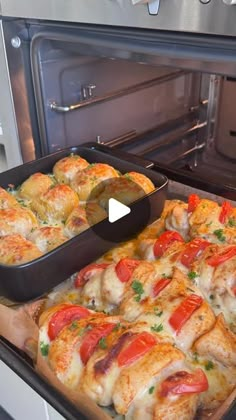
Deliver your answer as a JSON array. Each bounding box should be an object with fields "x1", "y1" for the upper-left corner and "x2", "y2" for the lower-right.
[{"x1": 83, "y1": 141, "x2": 154, "y2": 169}]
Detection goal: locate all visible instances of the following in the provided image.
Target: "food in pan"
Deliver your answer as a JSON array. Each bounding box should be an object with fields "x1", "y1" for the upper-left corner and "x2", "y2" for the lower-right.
[
  {"x1": 0, "y1": 153, "x2": 156, "y2": 266},
  {"x1": 0, "y1": 234, "x2": 42, "y2": 265},
  {"x1": 97, "y1": 172, "x2": 155, "y2": 210},
  {"x1": 70, "y1": 163, "x2": 120, "y2": 201},
  {"x1": 39, "y1": 304, "x2": 209, "y2": 419},
  {"x1": 38, "y1": 194, "x2": 236, "y2": 419},
  {"x1": 39, "y1": 294, "x2": 235, "y2": 418},
  {"x1": 64, "y1": 202, "x2": 107, "y2": 238},
  {"x1": 0, "y1": 186, "x2": 19, "y2": 209},
  {"x1": 31, "y1": 184, "x2": 79, "y2": 223},
  {"x1": 0, "y1": 207, "x2": 38, "y2": 237},
  {"x1": 18, "y1": 172, "x2": 55, "y2": 200},
  {"x1": 137, "y1": 232, "x2": 236, "y2": 325},
  {"x1": 124, "y1": 171, "x2": 155, "y2": 194},
  {"x1": 164, "y1": 194, "x2": 236, "y2": 244},
  {"x1": 29, "y1": 226, "x2": 68, "y2": 253},
  {"x1": 53, "y1": 154, "x2": 89, "y2": 184}
]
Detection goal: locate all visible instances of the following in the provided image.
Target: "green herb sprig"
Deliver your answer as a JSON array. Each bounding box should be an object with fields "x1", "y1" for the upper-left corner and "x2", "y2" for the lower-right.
[
  {"x1": 132, "y1": 280, "x2": 144, "y2": 302},
  {"x1": 40, "y1": 342, "x2": 49, "y2": 357},
  {"x1": 213, "y1": 229, "x2": 226, "y2": 242},
  {"x1": 151, "y1": 324, "x2": 163, "y2": 333}
]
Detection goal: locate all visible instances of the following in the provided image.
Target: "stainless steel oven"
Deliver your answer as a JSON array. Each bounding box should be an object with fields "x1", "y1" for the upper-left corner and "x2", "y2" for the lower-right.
[{"x1": 0, "y1": 0, "x2": 236, "y2": 418}]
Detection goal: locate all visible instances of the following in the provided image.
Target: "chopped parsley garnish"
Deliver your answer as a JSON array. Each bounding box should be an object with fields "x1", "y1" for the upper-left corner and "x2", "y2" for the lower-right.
[
  {"x1": 228, "y1": 218, "x2": 236, "y2": 227},
  {"x1": 124, "y1": 173, "x2": 132, "y2": 181},
  {"x1": 148, "y1": 386, "x2": 155, "y2": 394},
  {"x1": 193, "y1": 352, "x2": 199, "y2": 362},
  {"x1": 113, "y1": 323, "x2": 121, "y2": 331},
  {"x1": 213, "y1": 229, "x2": 226, "y2": 242},
  {"x1": 132, "y1": 280, "x2": 144, "y2": 302},
  {"x1": 151, "y1": 323, "x2": 163, "y2": 333},
  {"x1": 209, "y1": 294, "x2": 214, "y2": 300},
  {"x1": 78, "y1": 329, "x2": 84, "y2": 336},
  {"x1": 98, "y1": 337, "x2": 107, "y2": 349},
  {"x1": 205, "y1": 361, "x2": 214, "y2": 371},
  {"x1": 16, "y1": 199, "x2": 27, "y2": 207},
  {"x1": 188, "y1": 271, "x2": 198, "y2": 281},
  {"x1": 69, "y1": 321, "x2": 78, "y2": 330},
  {"x1": 154, "y1": 307, "x2": 163, "y2": 317},
  {"x1": 206, "y1": 221, "x2": 212, "y2": 227},
  {"x1": 40, "y1": 342, "x2": 49, "y2": 357}
]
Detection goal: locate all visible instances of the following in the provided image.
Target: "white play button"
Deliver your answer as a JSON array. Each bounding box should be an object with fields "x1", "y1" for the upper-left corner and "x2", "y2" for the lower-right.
[{"x1": 108, "y1": 198, "x2": 131, "y2": 223}]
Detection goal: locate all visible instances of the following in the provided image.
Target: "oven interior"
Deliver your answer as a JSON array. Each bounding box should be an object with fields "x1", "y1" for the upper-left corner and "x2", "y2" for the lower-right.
[
  {"x1": 27, "y1": 31, "x2": 236, "y2": 191},
  {"x1": 3, "y1": 21, "x2": 236, "y2": 194}
]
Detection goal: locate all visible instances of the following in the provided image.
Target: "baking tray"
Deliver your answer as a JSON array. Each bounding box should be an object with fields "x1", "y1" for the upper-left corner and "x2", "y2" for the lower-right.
[
  {"x1": 0, "y1": 337, "x2": 235, "y2": 420},
  {"x1": 0, "y1": 144, "x2": 168, "y2": 302}
]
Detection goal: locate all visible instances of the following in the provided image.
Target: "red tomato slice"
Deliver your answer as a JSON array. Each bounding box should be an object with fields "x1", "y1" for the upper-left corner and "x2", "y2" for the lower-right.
[
  {"x1": 160, "y1": 368, "x2": 208, "y2": 397},
  {"x1": 207, "y1": 246, "x2": 236, "y2": 267},
  {"x1": 232, "y1": 286, "x2": 236, "y2": 296},
  {"x1": 48, "y1": 305, "x2": 91, "y2": 340},
  {"x1": 180, "y1": 238, "x2": 211, "y2": 268},
  {"x1": 188, "y1": 194, "x2": 200, "y2": 213},
  {"x1": 169, "y1": 294, "x2": 203, "y2": 334},
  {"x1": 80, "y1": 322, "x2": 115, "y2": 365},
  {"x1": 219, "y1": 201, "x2": 233, "y2": 224},
  {"x1": 115, "y1": 258, "x2": 140, "y2": 283},
  {"x1": 74, "y1": 263, "x2": 109, "y2": 288},
  {"x1": 153, "y1": 277, "x2": 172, "y2": 297},
  {"x1": 117, "y1": 331, "x2": 157, "y2": 367},
  {"x1": 153, "y1": 231, "x2": 184, "y2": 258}
]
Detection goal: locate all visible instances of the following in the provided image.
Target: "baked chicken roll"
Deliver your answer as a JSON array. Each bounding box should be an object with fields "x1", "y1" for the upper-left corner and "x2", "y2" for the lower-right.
[
  {"x1": 0, "y1": 207, "x2": 38, "y2": 237},
  {"x1": 29, "y1": 226, "x2": 68, "y2": 253},
  {"x1": 70, "y1": 163, "x2": 119, "y2": 201},
  {"x1": 0, "y1": 234, "x2": 42, "y2": 265},
  {"x1": 0, "y1": 187, "x2": 19, "y2": 209},
  {"x1": 124, "y1": 171, "x2": 155, "y2": 194},
  {"x1": 31, "y1": 184, "x2": 79, "y2": 223},
  {"x1": 64, "y1": 202, "x2": 107, "y2": 238},
  {"x1": 18, "y1": 172, "x2": 55, "y2": 200},
  {"x1": 53, "y1": 154, "x2": 89, "y2": 184},
  {"x1": 97, "y1": 174, "x2": 153, "y2": 210}
]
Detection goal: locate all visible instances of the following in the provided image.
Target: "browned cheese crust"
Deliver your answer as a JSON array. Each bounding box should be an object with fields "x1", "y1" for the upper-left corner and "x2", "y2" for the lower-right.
[
  {"x1": 53, "y1": 155, "x2": 89, "y2": 184},
  {"x1": 0, "y1": 234, "x2": 42, "y2": 265}
]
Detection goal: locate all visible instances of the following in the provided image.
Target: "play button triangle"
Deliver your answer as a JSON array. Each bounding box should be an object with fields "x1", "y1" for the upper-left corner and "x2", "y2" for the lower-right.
[{"x1": 108, "y1": 198, "x2": 131, "y2": 223}]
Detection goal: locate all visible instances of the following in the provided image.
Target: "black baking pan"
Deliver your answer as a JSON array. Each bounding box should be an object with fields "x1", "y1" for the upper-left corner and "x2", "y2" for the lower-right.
[
  {"x1": 0, "y1": 336, "x2": 235, "y2": 420},
  {"x1": 0, "y1": 144, "x2": 168, "y2": 302}
]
